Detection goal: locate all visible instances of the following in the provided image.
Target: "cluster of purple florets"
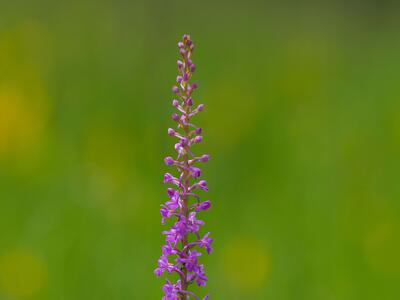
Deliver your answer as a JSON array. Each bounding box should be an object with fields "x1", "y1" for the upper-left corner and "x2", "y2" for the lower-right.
[{"x1": 155, "y1": 34, "x2": 212, "y2": 300}]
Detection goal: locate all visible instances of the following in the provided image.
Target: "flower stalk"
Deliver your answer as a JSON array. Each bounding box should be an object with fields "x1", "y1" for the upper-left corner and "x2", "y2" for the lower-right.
[{"x1": 155, "y1": 34, "x2": 212, "y2": 300}]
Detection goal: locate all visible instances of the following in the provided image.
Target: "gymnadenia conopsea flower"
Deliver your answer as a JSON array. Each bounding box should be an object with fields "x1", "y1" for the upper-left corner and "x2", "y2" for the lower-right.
[{"x1": 155, "y1": 34, "x2": 213, "y2": 300}]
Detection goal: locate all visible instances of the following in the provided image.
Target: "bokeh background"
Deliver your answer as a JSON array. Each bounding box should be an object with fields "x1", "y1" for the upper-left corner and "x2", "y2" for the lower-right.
[{"x1": 1, "y1": 0, "x2": 400, "y2": 299}]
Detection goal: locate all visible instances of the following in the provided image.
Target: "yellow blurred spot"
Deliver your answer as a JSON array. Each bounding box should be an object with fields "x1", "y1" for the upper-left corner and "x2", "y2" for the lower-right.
[
  {"x1": 0, "y1": 22, "x2": 50, "y2": 166},
  {"x1": 221, "y1": 236, "x2": 270, "y2": 291},
  {"x1": 0, "y1": 249, "x2": 47, "y2": 297},
  {"x1": 364, "y1": 220, "x2": 400, "y2": 275},
  {"x1": 0, "y1": 84, "x2": 48, "y2": 158}
]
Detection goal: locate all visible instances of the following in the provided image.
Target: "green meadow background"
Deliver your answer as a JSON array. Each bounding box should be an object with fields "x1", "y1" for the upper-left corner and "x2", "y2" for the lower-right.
[{"x1": 1, "y1": 0, "x2": 400, "y2": 299}]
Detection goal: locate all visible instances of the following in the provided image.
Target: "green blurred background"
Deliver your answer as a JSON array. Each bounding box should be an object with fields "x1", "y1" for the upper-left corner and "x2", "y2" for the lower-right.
[{"x1": 1, "y1": 0, "x2": 400, "y2": 299}]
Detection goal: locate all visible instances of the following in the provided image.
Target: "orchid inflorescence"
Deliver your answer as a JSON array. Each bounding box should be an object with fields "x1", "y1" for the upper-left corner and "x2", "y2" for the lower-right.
[{"x1": 155, "y1": 34, "x2": 212, "y2": 300}]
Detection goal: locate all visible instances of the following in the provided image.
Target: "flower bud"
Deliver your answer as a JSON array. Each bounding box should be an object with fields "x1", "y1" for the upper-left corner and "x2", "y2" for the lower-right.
[
  {"x1": 172, "y1": 86, "x2": 179, "y2": 93},
  {"x1": 163, "y1": 173, "x2": 174, "y2": 183},
  {"x1": 164, "y1": 156, "x2": 174, "y2": 165},
  {"x1": 167, "y1": 188, "x2": 175, "y2": 197},
  {"x1": 191, "y1": 82, "x2": 198, "y2": 90},
  {"x1": 171, "y1": 113, "x2": 179, "y2": 122},
  {"x1": 197, "y1": 104, "x2": 204, "y2": 112},
  {"x1": 167, "y1": 128, "x2": 175, "y2": 136},
  {"x1": 180, "y1": 137, "x2": 188, "y2": 145},
  {"x1": 178, "y1": 41, "x2": 184, "y2": 48},
  {"x1": 194, "y1": 136, "x2": 203, "y2": 143},
  {"x1": 172, "y1": 99, "x2": 179, "y2": 107},
  {"x1": 195, "y1": 127, "x2": 202, "y2": 134},
  {"x1": 190, "y1": 167, "x2": 201, "y2": 178},
  {"x1": 176, "y1": 76, "x2": 183, "y2": 83},
  {"x1": 196, "y1": 200, "x2": 211, "y2": 211},
  {"x1": 186, "y1": 98, "x2": 193, "y2": 106},
  {"x1": 199, "y1": 154, "x2": 209, "y2": 162}
]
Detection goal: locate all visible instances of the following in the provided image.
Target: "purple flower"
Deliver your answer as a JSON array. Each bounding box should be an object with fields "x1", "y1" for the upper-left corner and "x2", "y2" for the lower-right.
[
  {"x1": 172, "y1": 86, "x2": 179, "y2": 94},
  {"x1": 188, "y1": 212, "x2": 205, "y2": 232},
  {"x1": 155, "y1": 255, "x2": 175, "y2": 277},
  {"x1": 189, "y1": 167, "x2": 202, "y2": 178},
  {"x1": 195, "y1": 200, "x2": 211, "y2": 212},
  {"x1": 156, "y1": 34, "x2": 212, "y2": 300},
  {"x1": 199, "y1": 154, "x2": 209, "y2": 162},
  {"x1": 177, "y1": 250, "x2": 201, "y2": 272},
  {"x1": 195, "y1": 265, "x2": 207, "y2": 287},
  {"x1": 164, "y1": 156, "x2": 175, "y2": 166},
  {"x1": 162, "y1": 280, "x2": 181, "y2": 300},
  {"x1": 199, "y1": 233, "x2": 213, "y2": 254}
]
